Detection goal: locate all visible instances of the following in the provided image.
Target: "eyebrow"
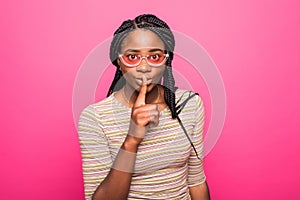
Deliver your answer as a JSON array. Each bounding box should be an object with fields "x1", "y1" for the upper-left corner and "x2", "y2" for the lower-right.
[{"x1": 123, "y1": 48, "x2": 164, "y2": 53}]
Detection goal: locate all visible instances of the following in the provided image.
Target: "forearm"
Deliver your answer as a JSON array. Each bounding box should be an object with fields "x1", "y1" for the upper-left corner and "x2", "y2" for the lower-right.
[
  {"x1": 91, "y1": 82, "x2": 156, "y2": 199},
  {"x1": 92, "y1": 136, "x2": 138, "y2": 200},
  {"x1": 189, "y1": 181, "x2": 210, "y2": 200}
]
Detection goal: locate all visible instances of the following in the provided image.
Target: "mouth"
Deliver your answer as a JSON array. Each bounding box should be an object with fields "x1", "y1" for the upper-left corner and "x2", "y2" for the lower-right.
[{"x1": 136, "y1": 78, "x2": 152, "y2": 86}]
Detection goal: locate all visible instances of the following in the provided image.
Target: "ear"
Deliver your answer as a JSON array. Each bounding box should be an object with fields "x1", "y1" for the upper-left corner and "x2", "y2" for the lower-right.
[
  {"x1": 117, "y1": 58, "x2": 121, "y2": 67},
  {"x1": 117, "y1": 59, "x2": 126, "y2": 74}
]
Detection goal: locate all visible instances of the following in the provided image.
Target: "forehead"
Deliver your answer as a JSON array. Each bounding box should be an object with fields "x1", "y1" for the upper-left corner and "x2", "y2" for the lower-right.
[{"x1": 120, "y1": 29, "x2": 165, "y2": 52}]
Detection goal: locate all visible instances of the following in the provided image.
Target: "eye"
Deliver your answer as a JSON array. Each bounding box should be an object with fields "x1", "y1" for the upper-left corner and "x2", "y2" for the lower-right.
[
  {"x1": 127, "y1": 54, "x2": 138, "y2": 61},
  {"x1": 150, "y1": 54, "x2": 161, "y2": 61}
]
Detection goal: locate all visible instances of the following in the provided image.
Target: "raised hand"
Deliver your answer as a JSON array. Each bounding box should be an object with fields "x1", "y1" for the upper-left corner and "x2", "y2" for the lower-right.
[{"x1": 127, "y1": 76, "x2": 161, "y2": 146}]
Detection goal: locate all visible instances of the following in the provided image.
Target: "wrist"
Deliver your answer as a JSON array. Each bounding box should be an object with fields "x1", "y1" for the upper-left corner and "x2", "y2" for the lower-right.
[{"x1": 122, "y1": 136, "x2": 139, "y2": 153}]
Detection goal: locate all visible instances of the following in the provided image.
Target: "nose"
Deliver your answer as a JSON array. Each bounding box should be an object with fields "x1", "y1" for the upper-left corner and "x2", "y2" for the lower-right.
[{"x1": 136, "y1": 57, "x2": 151, "y2": 73}]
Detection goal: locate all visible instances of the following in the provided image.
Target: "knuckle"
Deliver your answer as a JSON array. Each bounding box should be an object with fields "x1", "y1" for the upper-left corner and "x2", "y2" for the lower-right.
[{"x1": 132, "y1": 109, "x2": 138, "y2": 116}]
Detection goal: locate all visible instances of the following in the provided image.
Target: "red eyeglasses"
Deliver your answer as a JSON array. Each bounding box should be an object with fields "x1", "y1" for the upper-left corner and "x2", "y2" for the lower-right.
[{"x1": 118, "y1": 52, "x2": 169, "y2": 67}]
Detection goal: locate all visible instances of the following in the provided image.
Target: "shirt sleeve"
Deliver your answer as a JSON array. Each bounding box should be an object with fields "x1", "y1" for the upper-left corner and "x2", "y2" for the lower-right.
[
  {"x1": 78, "y1": 105, "x2": 113, "y2": 200},
  {"x1": 187, "y1": 94, "x2": 206, "y2": 187}
]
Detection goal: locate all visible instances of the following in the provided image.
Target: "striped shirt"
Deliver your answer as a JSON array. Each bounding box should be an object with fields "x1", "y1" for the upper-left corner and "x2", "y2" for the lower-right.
[{"x1": 78, "y1": 88, "x2": 206, "y2": 199}]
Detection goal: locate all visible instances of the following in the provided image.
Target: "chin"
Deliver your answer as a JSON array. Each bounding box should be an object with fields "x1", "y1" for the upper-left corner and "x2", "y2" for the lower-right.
[{"x1": 134, "y1": 83, "x2": 156, "y2": 92}]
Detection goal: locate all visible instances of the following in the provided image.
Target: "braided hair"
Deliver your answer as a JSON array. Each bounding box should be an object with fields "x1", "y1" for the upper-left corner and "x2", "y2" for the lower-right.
[
  {"x1": 106, "y1": 14, "x2": 201, "y2": 159},
  {"x1": 107, "y1": 14, "x2": 178, "y2": 119}
]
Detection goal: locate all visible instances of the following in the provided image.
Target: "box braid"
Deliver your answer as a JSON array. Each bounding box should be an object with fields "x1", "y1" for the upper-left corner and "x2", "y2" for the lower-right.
[
  {"x1": 107, "y1": 14, "x2": 178, "y2": 119},
  {"x1": 106, "y1": 14, "x2": 201, "y2": 159},
  {"x1": 106, "y1": 20, "x2": 135, "y2": 96}
]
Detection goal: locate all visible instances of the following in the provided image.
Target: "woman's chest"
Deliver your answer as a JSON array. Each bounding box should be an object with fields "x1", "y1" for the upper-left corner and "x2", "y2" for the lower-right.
[{"x1": 102, "y1": 112, "x2": 195, "y2": 173}]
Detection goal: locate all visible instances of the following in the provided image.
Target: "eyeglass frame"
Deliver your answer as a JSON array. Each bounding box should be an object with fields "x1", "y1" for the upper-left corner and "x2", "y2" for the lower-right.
[{"x1": 118, "y1": 52, "x2": 169, "y2": 68}]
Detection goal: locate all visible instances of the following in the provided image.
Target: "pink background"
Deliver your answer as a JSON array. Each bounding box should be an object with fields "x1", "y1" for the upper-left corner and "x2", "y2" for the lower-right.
[{"x1": 1, "y1": 0, "x2": 300, "y2": 199}]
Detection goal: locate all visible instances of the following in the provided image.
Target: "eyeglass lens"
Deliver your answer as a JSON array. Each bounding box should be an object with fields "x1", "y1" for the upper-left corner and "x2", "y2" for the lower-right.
[{"x1": 121, "y1": 53, "x2": 167, "y2": 66}]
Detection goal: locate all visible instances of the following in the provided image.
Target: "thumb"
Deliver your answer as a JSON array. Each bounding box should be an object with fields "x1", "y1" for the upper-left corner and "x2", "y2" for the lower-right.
[{"x1": 134, "y1": 76, "x2": 147, "y2": 107}]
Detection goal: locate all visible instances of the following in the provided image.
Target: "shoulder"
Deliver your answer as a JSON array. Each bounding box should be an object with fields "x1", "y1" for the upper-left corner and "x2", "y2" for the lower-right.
[
  {"x1": 93, "y1": 93, "x2": 116, "y2": 110},
  {"x1": 174, "y1": 88, "x2": 202, "y2": 107},
  {"x1": 79, "y1": 93, "x2": 117, "y2": 119}
]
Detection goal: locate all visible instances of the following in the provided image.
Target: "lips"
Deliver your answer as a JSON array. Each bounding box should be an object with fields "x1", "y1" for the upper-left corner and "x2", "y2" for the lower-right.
[{"x1": 136, "y1": 78, "x2": 152, "y2": 86}]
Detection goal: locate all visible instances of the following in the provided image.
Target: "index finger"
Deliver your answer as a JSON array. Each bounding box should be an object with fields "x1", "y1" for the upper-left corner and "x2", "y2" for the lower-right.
[{"x1": 134, "y1": 76, "x2": 147, "y2": 107}]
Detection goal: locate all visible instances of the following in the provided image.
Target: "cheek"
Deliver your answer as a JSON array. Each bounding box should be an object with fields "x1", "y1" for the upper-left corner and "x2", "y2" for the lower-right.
[
  {"x1": 120, "y1": 65, "x2": 128, "y2": 74},
  {"x1": 153, "y1": 68, "x2": 165, "y2": 80},
  {"x1": 121, "y1": 68, "x2": 135, "y2": 80}
]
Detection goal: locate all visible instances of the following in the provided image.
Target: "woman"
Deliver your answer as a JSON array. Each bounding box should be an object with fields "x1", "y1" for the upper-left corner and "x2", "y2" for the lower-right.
[{"x1": 78, "y1": 14, "x2": 210, "y2": 200}]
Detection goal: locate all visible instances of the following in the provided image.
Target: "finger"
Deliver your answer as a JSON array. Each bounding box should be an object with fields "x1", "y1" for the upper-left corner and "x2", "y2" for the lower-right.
[
  {"x1": 153, "y1": 104, "x2": 161, "y2": 117},
  {"x1": 132, "y1": 104, "x2": 158, "y2": 113},
  {"x1": 149, "y1": 109, "x2": 160, "y2": 127},
  {"x1": 149, "y1": 109, "x2": 160, "y2": 118},
  {"x1": 147, "y1": 115, "x2": 159, "y2": 128},
  {"x1": 134, "y1": 110, "x2": 159, "y2": 121},
  {"x1": 134, "y1": 75, "x2": 147, "y2": 107}
]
